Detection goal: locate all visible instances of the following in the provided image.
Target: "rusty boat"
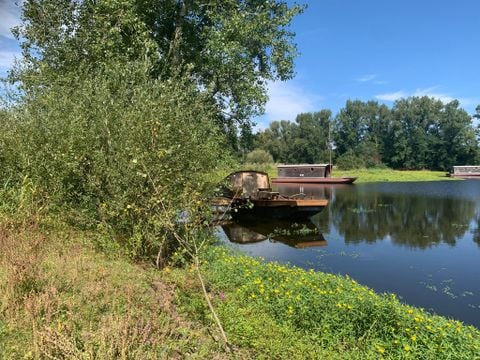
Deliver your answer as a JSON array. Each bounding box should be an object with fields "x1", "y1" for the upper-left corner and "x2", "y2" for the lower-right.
[
  {"x1": 214, "y1": 170, "x2": 328, "y2": 220},
  {"x1": 272, "y1": 164, "x2": 357, "y2": 184}
]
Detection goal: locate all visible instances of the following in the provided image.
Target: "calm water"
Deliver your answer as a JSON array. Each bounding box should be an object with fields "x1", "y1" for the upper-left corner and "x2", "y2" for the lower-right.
[{"x1": 217, "y1": 180, "x2": 480, "y2": 327}]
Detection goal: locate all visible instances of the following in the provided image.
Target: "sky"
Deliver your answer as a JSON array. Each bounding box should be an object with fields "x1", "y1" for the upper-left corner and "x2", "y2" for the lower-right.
[
  {"x1": 1, "y1": 0, "x2": 479, "y2": 128},
  {"x1": 262, "y1": 0, "x2": 480, "y2": 128},
  {"x1": 0, "y1": 0, "x2": 21, "y2": 76}
]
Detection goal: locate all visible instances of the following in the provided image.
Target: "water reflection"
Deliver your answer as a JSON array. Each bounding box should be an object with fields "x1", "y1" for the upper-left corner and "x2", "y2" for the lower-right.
[
  {"x1": 219, "y1": 180, "x2": 480, "y2": 327},
  {"x1": 276, "y1": 182, "x2": 477, "y2": 249},
  {"x1": 330, "y1": 191, "x2": 475, "y2": 248},
  {"x1": 474, "y1": 214, "x2": 480, "y2": 247},
  {"x1": 221, "y1": 219, "x2": 327, "y2": 248}
]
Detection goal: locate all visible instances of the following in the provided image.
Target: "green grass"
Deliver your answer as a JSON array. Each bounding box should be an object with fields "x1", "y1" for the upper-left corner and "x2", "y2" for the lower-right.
[
  {"x1": 0, "y1": 221, "x2": 227, "y2": 359},
  {"x1": 2, "y1": 219, "x2": 479, "y2": 359},
  {"x1": 169, "y1": 247, "x2": 480, "y2": 359},
  {"x1": 333, "y1": 168, "x2": 455, "y2": 183}
]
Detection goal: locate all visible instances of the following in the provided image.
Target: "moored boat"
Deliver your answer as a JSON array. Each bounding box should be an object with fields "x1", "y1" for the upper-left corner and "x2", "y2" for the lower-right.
[
  {"x1": 449, "y1": 165, "x2": 480, "y2": 179},
  {"x1": 272, "y1": 176, "x2": 356, "y2": 184},
  {"x1": 216, "y1": 170, "x2": 328, "y2": 220},
  {"x1": 271, "y1": 164, "x2": 357, "y2": 184}
]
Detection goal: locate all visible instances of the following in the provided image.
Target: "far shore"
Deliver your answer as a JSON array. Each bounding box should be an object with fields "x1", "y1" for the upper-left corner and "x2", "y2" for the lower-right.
[{"x1": 238, "y1": 164, "x2": 457, "y2": 183}]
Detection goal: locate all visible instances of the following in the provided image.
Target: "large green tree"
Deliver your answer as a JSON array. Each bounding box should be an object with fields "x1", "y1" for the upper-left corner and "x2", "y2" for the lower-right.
[
  {"x1": 12, "y1": 0, "x2": 303, "y2": 126},
  {"x1": 386, "y1": 97, "x2": 477, "y2": 170},
  {"x1": 288, "y1": 110, "x2": 332, "y2": 164},
  {"x1": 333, "y1": 100, "x2": 390, "y2": 167},
  {"x1": 256, "y1": 120, "x2": 295, "y2": 162},
  {"x1": 255, "y1": 110, "x2": 332, "y2": 164}
]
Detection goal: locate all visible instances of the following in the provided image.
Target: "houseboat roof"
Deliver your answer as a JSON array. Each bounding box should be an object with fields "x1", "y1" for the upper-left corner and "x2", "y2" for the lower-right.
[{"x1": 277, "y1": 164, "x2": 331, "y2": 168}]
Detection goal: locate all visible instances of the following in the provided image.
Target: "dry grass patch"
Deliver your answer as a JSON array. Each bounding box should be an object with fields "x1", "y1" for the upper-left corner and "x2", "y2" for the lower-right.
[{"x1": 0, "y1": 221, "x2": 227, "y2": 359}]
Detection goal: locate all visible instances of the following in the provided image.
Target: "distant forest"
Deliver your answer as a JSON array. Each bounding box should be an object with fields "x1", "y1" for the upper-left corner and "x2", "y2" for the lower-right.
[{"x1": 241, "y1": 97, "x2": 480, "y2": 170}]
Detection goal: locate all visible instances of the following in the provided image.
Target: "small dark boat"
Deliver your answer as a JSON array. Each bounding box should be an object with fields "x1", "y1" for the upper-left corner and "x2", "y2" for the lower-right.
[
  {"x1": 216, "y1": 170, "x2": 328, "y2": 220},
  {"x1": 272, "y1": 164, "x2": 357, "y2": 184}
]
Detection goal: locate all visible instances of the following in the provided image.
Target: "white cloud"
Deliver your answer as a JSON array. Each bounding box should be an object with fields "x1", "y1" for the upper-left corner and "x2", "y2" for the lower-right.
[
  {"x1": 0, "y1": 0, "x2": 22, "y2": 39},
  {"x1": 374, "y1": 87, "x2": 480, "y2": 113},
  {"x1": 375, "y1": 91, "x2": 407, "y2": 101},
  {"x1": 355, "y1": 74, "x2": 377, "y2": 82},
  {"x1": 411, "y1": 87, "x2": 456, "y2": 103},
  {"x1": 376, "y1": 87, "x2": 460, "y2": 103},
  {"x1": 263, "y1": 81, "x2": 320, "y2": 123}
]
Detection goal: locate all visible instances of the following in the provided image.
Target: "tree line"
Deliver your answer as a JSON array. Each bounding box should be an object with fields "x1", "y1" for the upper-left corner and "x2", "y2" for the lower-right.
[{"x1": 250, "y1": 99, "x2": 480, "y2": 170}]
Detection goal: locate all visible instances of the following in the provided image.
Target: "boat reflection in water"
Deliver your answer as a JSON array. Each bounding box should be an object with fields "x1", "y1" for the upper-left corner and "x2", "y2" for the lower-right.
[
  {"x1": 274, "y1": 183, "x2": 351, "y2": 200},
  {"x1": 221, "y1": 219, "x2": 327, "y2": 249}
]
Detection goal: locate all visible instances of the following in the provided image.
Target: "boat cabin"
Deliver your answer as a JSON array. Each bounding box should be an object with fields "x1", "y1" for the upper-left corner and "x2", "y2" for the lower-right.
[
  {"x1": 277, "y1": 164, "x2": 332, "y2": 178},
  {"x1": 451, "y1": 166, "x2": 480, "y2": 177},
  {"x1": 223, "y1": 171, "x2": 279, "y2": 200}
]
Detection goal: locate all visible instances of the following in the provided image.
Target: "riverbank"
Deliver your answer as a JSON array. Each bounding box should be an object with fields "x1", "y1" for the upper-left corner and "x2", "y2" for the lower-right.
[
  {"x1": 332, "y1": 168, "x2": 455, "y2": 183},
  {"x1": 238, "y1": 164, "x2": 455, "y2": 183},
  {"x1": 2, "y1": 221, "x2": 479, "y2": 359}
]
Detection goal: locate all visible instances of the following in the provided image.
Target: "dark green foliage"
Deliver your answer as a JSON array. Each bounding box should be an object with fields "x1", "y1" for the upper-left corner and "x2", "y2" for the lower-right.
[
  {"x1": 245, "y1": 149, "x2": 274, "y2": 164},
  {"x1": 1, "y1": 65, "x2": 226, "y2": 257},
  {"x1": 255, "y1": 98, "x2": 479, "y2": 170},
  {"x1": 257, "y1": 110, "x2": 332, "y2": 164},
  {"x1": 386, "y1": 98, "x2": 477, "y2": 170},
  {"x1": 335, "y1": 151, "x2": 366, "y2": 170},
  {"x1": 334, "y1": 100, "x2": 390, "y2": 168},
  {"x1": 13, "y1": 0, "x2": 303, "y2": 127},
  {"x1": 256, "y1": 120, "x2": 295, "y2": 162}
]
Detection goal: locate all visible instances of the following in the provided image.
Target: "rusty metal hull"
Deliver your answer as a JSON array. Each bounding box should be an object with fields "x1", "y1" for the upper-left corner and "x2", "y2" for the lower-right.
[
  {"x1": 272, "y1": 177, "x2": 357, "y2": 184},
  {"x1": 449, "y1": 174, "x2": 480, "y2": 179}
]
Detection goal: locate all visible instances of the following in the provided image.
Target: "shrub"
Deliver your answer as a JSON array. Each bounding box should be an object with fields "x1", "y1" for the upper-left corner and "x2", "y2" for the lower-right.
[
  {"x1": 0, "y1": 65, "x2": 227, "y2": 259},
  {"x1": 245, "y1": 149, "x2": 274, "y2": 164},
  {"x1": 335, "y1": 151, "x2": 366, "y2": 170}
]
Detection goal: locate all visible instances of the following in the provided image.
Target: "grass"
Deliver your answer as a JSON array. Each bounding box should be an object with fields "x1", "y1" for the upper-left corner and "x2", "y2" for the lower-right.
[
  {"x1": 332, "y1": 168, "x2": 456, "y2": 183},
  {"x1": 171, "y1": 247, "x2": 480, "y2": 359},
  {"x1": 0, "y1": 220, "x2": 228, "y2": 359},
  {"x1": 2, "y1": 219, "x2": 479, "y2": 359}
]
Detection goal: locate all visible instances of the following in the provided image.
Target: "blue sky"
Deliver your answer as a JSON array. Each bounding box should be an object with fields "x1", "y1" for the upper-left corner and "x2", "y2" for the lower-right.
[
  {"x1": 1, "y1": 0, "x2": 479, "y2": 127},
  {"x1": 0, "y1": 0, "x2": 21, "y2": 77},
  {"x1": 262, "y1": 0, "x2": 480, "y2": 127}
]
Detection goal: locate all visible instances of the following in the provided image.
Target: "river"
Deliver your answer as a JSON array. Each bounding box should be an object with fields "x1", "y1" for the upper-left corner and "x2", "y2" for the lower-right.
[{"x1": 217, "y1": 179, "x2": 480, "y2": 327}]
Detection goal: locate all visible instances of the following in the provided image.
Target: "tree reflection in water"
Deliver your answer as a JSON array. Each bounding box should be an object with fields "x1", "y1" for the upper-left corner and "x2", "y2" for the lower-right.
[{"x1": 275, "y1": 182, "x2": 479, "y2": 249}]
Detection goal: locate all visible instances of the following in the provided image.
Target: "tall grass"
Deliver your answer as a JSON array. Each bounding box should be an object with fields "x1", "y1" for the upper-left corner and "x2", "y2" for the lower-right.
[{"x1": 0, "y1": 220, "x2": 227, "y2": 359}]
